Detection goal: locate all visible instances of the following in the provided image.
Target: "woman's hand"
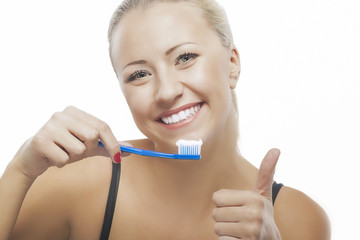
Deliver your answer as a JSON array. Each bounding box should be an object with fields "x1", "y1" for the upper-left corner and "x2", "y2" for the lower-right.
[
  {"x1": 212, "y1": 149, "x2": 282, "y2": 240},
  {"x1": 12, "y1": 106, "x2": 122, "y2": 180}
]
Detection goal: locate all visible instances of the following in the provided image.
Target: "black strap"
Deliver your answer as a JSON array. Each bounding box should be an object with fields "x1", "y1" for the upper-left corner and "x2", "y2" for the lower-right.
[
  {"x1": 272, "y1": 181, "x2": 283, "y2": 204},
  {"x1": 99, "y1": 163, "x2": 121, "y2": 240}
]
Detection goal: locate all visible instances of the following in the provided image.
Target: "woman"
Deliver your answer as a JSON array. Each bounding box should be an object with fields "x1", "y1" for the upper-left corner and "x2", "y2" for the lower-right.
[{"x1": 0, "y1": 0, "x2": 330, "y2": 239}]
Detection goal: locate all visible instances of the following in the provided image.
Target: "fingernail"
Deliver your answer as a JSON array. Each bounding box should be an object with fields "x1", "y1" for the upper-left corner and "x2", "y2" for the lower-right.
[{"x1": 113, "y1": 152, "x2": 121, "y2": 163}]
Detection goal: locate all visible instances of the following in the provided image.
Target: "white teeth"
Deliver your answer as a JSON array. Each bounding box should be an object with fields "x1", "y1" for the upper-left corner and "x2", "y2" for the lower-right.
[
  {"x1": 162, "y1": 118, "x2": 169, "y2": 124},
  {"x1": 178, "y1": 111, "x2": 187, "y2": 120},
  {"x1": 172, "y1": 114, "x2": 180, "y2": 123},
  {"x1": 168, "y1": 117, "x2": 173, "y2": 124},
  {"x1": 161, "y1": 104, "x2": 201, "y2": 125}
]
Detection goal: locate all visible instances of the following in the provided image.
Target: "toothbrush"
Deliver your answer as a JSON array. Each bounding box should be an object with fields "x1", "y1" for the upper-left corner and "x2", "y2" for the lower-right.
[{"x1": 98, "y1": 139, "x2": 202, "y2": 160}]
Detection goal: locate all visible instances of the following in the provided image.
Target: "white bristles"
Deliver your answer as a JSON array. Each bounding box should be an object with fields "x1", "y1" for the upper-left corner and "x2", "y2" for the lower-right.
[{"x1": 176, "y1": 139, "x2": 203, "y2": 155}]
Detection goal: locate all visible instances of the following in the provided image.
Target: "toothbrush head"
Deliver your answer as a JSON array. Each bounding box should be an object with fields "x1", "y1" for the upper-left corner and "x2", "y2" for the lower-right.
[{"x1": 176, "y1": 139, "x2": 203, "y2": 157}]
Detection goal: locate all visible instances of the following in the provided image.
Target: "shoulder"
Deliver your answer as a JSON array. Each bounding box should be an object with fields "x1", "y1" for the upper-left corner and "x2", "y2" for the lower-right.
[
  {"x1": 274, "y1": 186, "x2": 331, "y2": 240},
  {"x1": 35, "y1": 156, "x2": 113, "y2": 198},
  {"x1": 12, "y1": 156, "x2": 113, "y2": 239}
]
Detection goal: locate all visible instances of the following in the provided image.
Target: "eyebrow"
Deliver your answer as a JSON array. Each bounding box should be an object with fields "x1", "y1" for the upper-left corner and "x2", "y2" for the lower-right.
[
  {"x1": 122, "y1": 42, "x2": 197, "y2": 70},
  {"x1": 122, "y1": 60, "x2": 147, "y2": 71},
  {"x1": 165, "y1": 42, "x2": 197, "y2": 55}
]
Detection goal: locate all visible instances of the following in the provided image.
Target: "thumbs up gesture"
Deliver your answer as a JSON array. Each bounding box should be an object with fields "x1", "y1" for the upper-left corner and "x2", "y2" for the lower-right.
[{"x1": 212, "y1": 148, "x2": 282, "y2": 239}]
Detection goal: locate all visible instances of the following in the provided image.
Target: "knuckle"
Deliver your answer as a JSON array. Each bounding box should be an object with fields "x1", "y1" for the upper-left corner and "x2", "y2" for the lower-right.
[
  {"x1": 73, "y1": 144, "x2": 87, "y2": 155},
  {"x1": 252, "y1": 193, "x2": 265, "y2": 208},
  {"x1": 86, "y1": 129, "x2": 100, "y2": 141},
  {"x1": 256, "y1": 192, "x2": 265, "y2": 202},
  {"x1": 212, "y1": 192, "x2": 219, "y2": 202},
  {"x1": 212, "y1": 195, "x2": 221, "y2": 205},
  {"x1": 55, "y1": 161, "x2": 67, "y2": 168},
  {"x1": 31, "y1": 134, "x2": 47, "y2": 148},
  {"x1": 248, "y1": 223, "x2": 261, "y2": 237},
  {"x1": 253, "y1": 208, "x2": 264, "y2": 221},
  {"x1": 63, "y1": 105, "x2": 77, "y2": 113},
  {"x1": 212, "y1": 208, "x2": 219, "y2": 220},
  {"x1": 258, "y1": 199, "x2": 266, "y2": 211},
  {"x1": 214, "y1": 222, "x2": 223, "y2": 236},
  {"x1": 50, "y1": 111, "x2": 63, "y2": 122},
  {"x1": 219, "y1": 237, "x2": 232, "y2": 240},
  {"x1": 51, "y1": 155, "x2": 69, "y2": 168},
  {"x1": 212, "y1": 189, "x2": 225, "y2": 201},
  {"x1": 97, "y1": 121, "x2": 111, "y2": 133}
]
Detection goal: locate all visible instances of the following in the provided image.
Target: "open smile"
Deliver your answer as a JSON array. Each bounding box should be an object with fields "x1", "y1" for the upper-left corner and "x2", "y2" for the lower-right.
[{"x1": 156, "y1": 102, "x2": 204, "y2": 126}]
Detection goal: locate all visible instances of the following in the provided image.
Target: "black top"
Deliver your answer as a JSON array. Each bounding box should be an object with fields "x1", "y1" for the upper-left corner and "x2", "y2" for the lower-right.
[
  {"x1": 99, "y1": 163, "x2": 283, "y2": 240},
  {"x1": 272, "y1": 181, "x2": 284, "y2": 204}
]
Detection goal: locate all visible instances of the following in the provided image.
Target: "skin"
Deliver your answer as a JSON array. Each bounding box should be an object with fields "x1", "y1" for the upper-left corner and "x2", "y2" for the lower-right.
[{"x1": 0, "y1": 2, "x2": 330, "y2": 240}]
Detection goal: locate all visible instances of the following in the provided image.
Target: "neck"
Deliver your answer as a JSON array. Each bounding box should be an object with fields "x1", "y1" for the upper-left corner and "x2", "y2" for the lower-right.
[{"x1": 142, "y1": 108, "x2": 256, "y2": 206}]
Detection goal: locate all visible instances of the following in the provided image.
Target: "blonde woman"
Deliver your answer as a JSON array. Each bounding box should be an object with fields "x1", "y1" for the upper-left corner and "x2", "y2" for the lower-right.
[{"x1": 0, "y1": 0, "x2": 330, "y2": 239}]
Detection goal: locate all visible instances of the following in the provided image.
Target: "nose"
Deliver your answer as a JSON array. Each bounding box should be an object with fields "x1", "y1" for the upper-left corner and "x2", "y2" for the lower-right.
[{"x1": 155, "y1": 70, "x2": 183, "y2": 107}]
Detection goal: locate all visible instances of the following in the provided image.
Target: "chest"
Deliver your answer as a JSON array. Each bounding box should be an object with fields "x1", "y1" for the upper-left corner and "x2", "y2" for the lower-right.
[
  {"x1": 109, "y1": 208, "x2": 217, "y2": 239},
  {"x1": 108, "y1": 187, "x2": 217, "y2": 239}
]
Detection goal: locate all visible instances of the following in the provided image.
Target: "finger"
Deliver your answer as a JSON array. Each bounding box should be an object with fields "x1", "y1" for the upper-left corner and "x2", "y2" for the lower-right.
[
  {"x1": 218, "y1": 236, "x2": 240, "y2": 240},
  {"x1": 51, "y1": 129, "x2": 86, "y2": 157},
  {"x1": 96, "y1": 141, "x2": 133, "y2": 158},
  {"x1": 57, "y1": 111, "x2": 99, "y2": 143},
  {"x1": 213, "y1": 206, "x2": 262, "y2": 223},
  {"x1": 118, "y1": 141, "x2": 133, "y2": 157},
  {"x1": 66, "y1": 118, "x2": 120, "y2": 159},
  {"x1": 215, "y1": 222, "x2": 254, "y2": 238},
  {"x1": 66, "y1": 120, "x2": 101, "y2": 155},
  {"x1": 96, "y1": 124, "x2": 120, "y2": 163},
  {"x1": 212, "y1": 189, "x2": 260, "y2": 207},
  {"x1": 48, "y1": 109, "x2": 99, "y2": 155},
  {"x1": 39, "y1": 140, "x2": 70, "y2": 168},
  {"x1": 64, "y1": 106, "x2": 120, "y2": 162},
  {"x1": 253, "y1": 148, "x2": 280, "y2": 201},
  {"x1": 69, "y1": 122, "x2": 102, "y2": 158}
]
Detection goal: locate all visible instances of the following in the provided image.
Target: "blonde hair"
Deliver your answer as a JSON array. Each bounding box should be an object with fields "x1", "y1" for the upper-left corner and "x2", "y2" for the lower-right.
[
  {"x1": 108, "y1": 0, "x2": 238, "y2": 112},
  {"x1": 108, "y1": 0, "x2": 233, "y2": 49}
]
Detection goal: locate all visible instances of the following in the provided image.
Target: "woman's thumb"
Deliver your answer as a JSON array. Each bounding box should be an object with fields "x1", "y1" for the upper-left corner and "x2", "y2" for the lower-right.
[{"x1": 253, "y1": 148, "x2": 281, "y2": 202}]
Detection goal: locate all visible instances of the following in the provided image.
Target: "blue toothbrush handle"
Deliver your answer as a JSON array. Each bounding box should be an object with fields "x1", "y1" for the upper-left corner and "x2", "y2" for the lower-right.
[
  {"x1": 120, "y1": 146, "x2": 199, "y2": 159},
  {"x1": 98, "y1": 141, "x2": 200, "y2": 160}
]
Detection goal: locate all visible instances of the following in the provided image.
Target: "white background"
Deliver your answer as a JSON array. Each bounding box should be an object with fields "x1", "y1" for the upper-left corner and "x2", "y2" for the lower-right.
[{"x1": 0, "y1": 0, "x2": 359, "y2": 239}]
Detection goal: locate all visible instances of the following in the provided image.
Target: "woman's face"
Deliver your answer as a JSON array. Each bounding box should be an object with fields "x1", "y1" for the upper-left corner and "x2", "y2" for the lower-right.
[{"x1": 110, "y1": 2, "x2": 239, "y2": 151}]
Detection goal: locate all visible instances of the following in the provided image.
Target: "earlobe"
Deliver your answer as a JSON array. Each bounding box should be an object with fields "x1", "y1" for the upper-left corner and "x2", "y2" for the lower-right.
[{"x1": 228, "y1": 45, "x2": 241, "y2": 89}]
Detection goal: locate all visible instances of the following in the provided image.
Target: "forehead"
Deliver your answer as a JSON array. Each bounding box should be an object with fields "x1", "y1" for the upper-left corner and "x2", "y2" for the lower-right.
[{"x1": 110, "y1": 2, "x2": 219, "y2": 65}]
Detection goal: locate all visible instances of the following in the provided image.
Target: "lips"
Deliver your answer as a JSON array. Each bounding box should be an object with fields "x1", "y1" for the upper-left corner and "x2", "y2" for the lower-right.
[{"x1": 157, "y1": 102, "x2": 203, "y2": 125}]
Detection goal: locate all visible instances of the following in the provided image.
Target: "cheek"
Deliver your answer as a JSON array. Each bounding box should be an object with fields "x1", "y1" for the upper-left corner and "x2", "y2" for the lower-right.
[
  {"x1": 123, "y1": 86, "x2": 152, "y2": 121},
  {"x1": 192, "y1": 57, "x2": 233, "y2": 123},
  {"x1": 184, "y1": 56, "x2": 230, "y2": 99}
]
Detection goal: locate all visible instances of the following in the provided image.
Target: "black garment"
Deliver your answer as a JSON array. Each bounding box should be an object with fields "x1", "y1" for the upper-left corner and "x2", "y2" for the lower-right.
[
  {"x1": 99, "y1": 163, "x2": 283, "y2": 240},
  {"x1": 99, "y1": 163, "x2": 121, "y2": 240},
  {"x1": 272, "y1": 181, "x2": 284, "y2": 204}
]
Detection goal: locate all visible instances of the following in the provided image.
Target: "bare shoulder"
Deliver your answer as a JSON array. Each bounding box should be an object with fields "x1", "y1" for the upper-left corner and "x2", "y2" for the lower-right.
[
  {"x1": 11, "y1": 156, "x2": 113, "y2": 240},
  {"x1": 29, "y1": 155, "x2": 113, "y2": 204},
  {"x1": 274, "y1": 186, "x2": 331, "y2": 240}
]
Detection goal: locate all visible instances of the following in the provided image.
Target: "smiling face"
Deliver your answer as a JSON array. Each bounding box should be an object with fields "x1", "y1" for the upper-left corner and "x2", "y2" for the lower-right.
[{"x1": 110, "y1": 2, "x2": 239, "y2": 152}]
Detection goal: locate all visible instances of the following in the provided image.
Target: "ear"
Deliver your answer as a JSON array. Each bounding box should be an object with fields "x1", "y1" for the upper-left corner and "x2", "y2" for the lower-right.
[{"x1": 228, "y1": 45, "x2": 241, "y2": 89}]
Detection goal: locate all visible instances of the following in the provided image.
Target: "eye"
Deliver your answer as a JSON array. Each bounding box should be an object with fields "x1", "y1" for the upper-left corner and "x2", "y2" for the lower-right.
[
  {"x1": 127, "y1": 70, "x2": 151, "y2": 82},
  {"x1": 175, "y1": 52, "x2": 198, "y2": 65}
]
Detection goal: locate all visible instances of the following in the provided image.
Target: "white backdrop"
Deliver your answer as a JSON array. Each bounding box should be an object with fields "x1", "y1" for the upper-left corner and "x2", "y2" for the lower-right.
[{"x1": 0, "y1": 0, "x2": 359, "y2": 239}]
